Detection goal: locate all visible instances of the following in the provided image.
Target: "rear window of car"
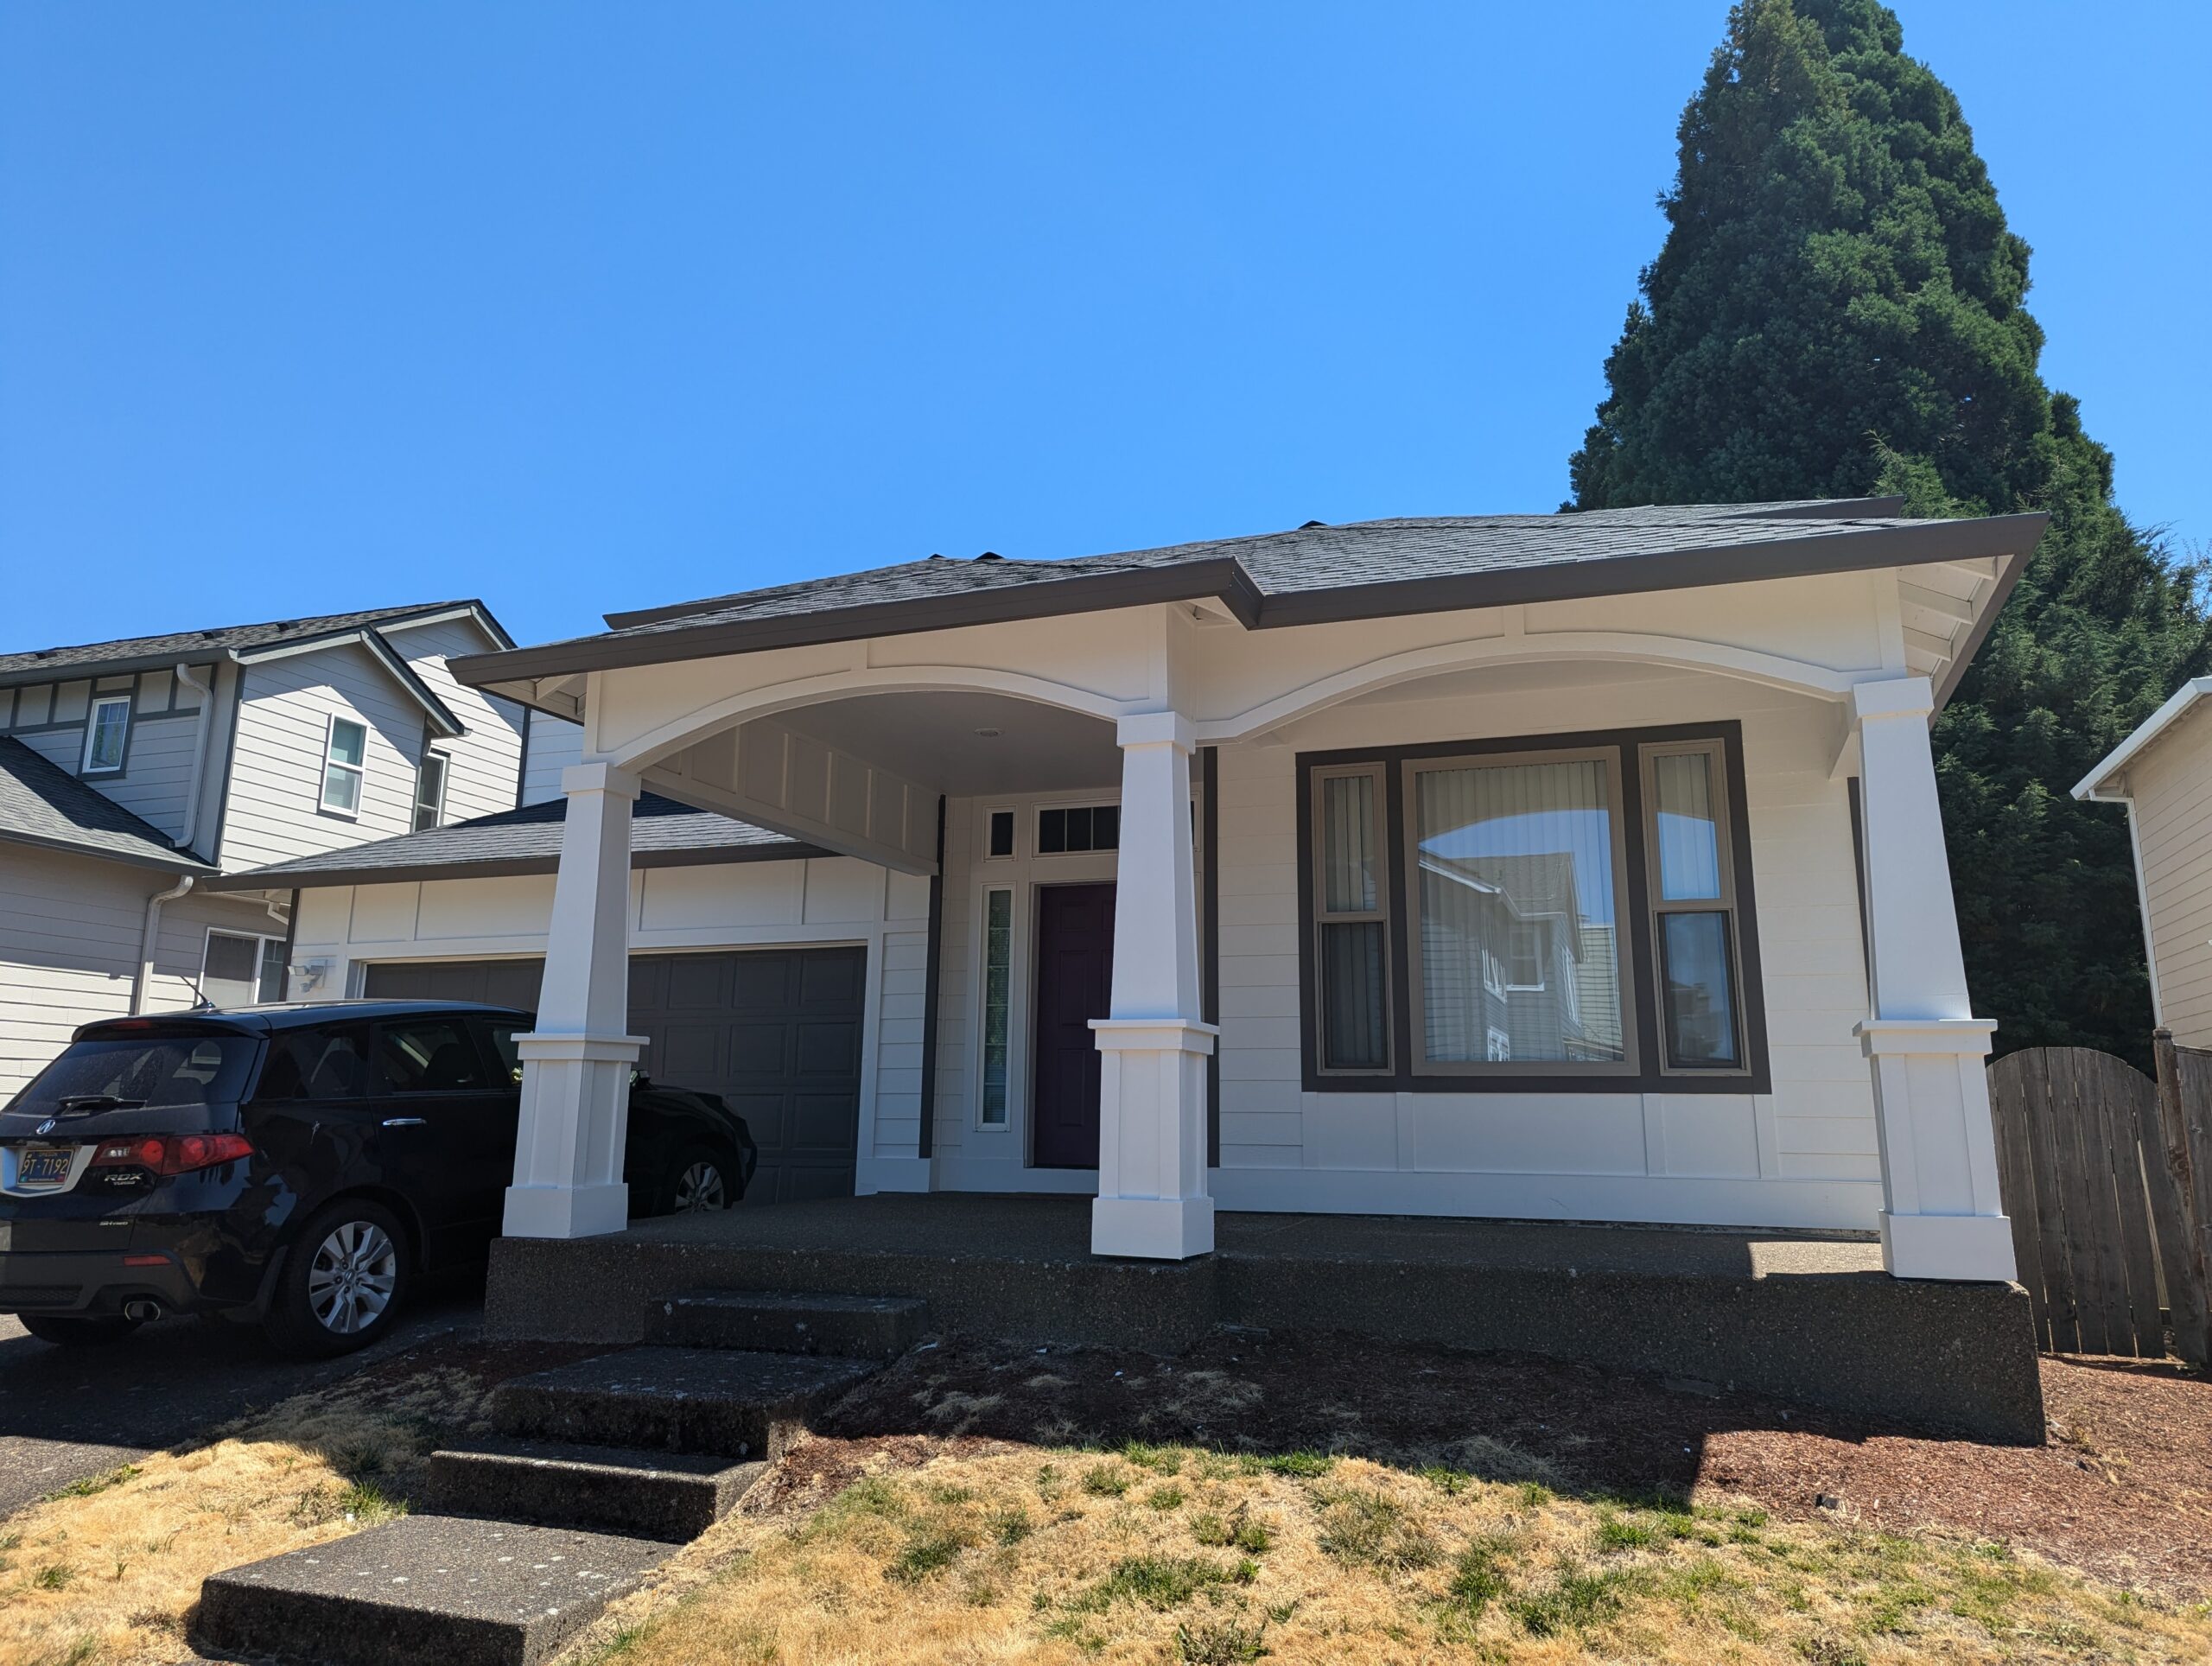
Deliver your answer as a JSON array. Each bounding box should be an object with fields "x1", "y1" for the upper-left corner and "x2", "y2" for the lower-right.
[{"x1": 8, "y1": 1036, "x2": 259, "y2": 1115}]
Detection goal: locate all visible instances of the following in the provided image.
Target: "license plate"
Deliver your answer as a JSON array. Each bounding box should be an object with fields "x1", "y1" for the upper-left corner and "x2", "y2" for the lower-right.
[{"x1": 16, "y1": 1147, "x2": 75, "y2": 1187}]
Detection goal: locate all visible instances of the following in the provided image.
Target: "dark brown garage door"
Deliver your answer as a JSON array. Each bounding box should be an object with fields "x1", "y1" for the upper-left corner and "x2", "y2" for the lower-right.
[{"x1": 360, "y1": 949, "x2": 867, "y2": 1204}]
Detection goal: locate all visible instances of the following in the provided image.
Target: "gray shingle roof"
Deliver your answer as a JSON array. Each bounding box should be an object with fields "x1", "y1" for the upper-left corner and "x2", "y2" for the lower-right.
[
  {"x1": 0, "y1": 601, "x2": 500, "y2": 688},
  {"x1": 0, "y1": 737, "x2": 213, "y2": 872},
  {"x1": 206, "y1": 792, "x2": 810, "y2": 892},
  {"x1": 454, "y1": 498, "x2": 2046, "y2": 689}
]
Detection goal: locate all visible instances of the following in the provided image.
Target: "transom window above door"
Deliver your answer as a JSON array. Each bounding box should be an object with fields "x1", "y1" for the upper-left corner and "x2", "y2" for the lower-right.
[
  {"x1": 1038, "y1": 803, "x2": 1119, "y2": 855},
  {"x1": 1300, "y1": 724, "x2": 1768, "y2": 1093}
]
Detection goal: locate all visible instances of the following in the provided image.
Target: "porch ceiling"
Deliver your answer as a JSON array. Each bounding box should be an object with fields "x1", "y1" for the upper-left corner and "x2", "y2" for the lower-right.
[{"x1": 780, "y1": 690, "x2": 1122, "y2": 797}]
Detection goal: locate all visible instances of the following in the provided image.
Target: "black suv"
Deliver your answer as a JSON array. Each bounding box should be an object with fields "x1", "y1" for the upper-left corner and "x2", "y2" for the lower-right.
[{"x1": 0, "y1": 1001, "x2": 756, "y2": 1356}]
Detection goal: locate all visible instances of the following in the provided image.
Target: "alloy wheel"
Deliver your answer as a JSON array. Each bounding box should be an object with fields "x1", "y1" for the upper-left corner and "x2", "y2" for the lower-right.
[
  {"x1": 306, "y1": 1219, "x2": 398, "y2": 1335},
  {"x1": 674, "y1": 1160, "x2": 727, "y2": 1211}
]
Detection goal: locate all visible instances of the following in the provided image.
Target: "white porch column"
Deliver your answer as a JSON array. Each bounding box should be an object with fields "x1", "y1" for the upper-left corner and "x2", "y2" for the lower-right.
[
  {"x1": 1090, "y1": 710, "x2": 1217, "y2": 1260},
  {"x1": 503, "y1": 761, "x2": 645, "y2": 1239},
  {"x1": 1850, "y1": 677, "x2": 2014, "y2": 1281}
]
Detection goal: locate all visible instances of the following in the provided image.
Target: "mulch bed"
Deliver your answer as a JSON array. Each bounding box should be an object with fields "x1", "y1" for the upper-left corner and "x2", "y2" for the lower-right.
[{"x1": 809, "y1": 1329, "x2": 2212, "y2": 1599}]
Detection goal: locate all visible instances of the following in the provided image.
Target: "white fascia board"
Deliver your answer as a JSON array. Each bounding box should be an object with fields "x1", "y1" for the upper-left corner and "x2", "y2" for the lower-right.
[
  {"x1": 374, "y1": 601, "x2": 517, "y2": 652},
  {"x1": 2072, "y1": 676, "x2": 2212, "y2": 802}
]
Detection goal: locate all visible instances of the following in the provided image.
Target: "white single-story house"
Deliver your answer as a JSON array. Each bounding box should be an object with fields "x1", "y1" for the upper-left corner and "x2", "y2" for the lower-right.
[
  {"x1": 216, "y1": 499, "x2": 2045, "y2": 1280},
  {"x1": 2075, "y1": 675, "x2": 2212, "y2": 1048}
]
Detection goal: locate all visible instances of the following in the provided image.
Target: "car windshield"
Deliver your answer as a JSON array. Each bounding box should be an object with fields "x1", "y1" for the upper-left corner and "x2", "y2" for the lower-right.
[{"x1": 7, "y1": 1036, "x2": 259, "y2": 1116}]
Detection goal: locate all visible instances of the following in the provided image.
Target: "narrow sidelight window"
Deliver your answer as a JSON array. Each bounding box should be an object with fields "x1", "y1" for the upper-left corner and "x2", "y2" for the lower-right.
[
  {"x1": 321, "y1": 715, "x2": 367, "y2": 814},
  {"x1": 980, "y1": 888, "x2": 1014, "y2": 1125},
  {"x1": 1311, "y1": 765, "x2": 1390, "y2": 1072},
  {"x1": 1642, "y1": 741, "x2": 1745, "y2": 1071},
  {"x1": 83, "y1": 695, "x2": 130, "y2": 773}
]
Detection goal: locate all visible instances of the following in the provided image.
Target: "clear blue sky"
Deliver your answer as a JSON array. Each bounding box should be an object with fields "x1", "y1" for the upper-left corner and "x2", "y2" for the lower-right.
[{"x1": 3, "y1": 3, "x2": 2205, "y2": 652}]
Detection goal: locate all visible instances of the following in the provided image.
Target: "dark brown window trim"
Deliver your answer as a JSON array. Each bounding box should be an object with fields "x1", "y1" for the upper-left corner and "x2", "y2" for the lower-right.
[{"x1": 1295, "y1": 720, "x2": 1771, "y2": 1096}]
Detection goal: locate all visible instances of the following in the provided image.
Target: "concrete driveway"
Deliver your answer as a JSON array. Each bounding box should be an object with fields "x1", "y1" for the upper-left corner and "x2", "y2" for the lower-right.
[{"x1": 0, "y1": 1281, "x2": 483, "y2": 1518}]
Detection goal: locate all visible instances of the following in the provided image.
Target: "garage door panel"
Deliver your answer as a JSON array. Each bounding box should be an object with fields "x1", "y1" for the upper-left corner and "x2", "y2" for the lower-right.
[
  {"x1": 800, "y1": 952, "x2": 863, "y2": 1008},
  {"x1": 726, "y1": 1022, "x2": 791, "y2": 1075},
  {"x1": 366, "y1": 945, "x2": 868, "y2": 1205},
  {"x1": 794, "y1": 1019, "x2": 860, "y2": 1076},
  {"x1": 731, "y1": 955, "x2": 793, "y2": 1008},
  {"x1": 654, "y1": 1021, "x2": 723, "y2": 1082}
]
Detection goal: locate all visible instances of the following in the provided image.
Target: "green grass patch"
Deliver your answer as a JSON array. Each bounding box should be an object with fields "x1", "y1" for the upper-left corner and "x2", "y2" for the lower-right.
[
  {"x1": 1238, "y1": 1450, "x2": 1334, "y2": 1478},
  {"x1": 1082, "y1": 1462, "x2": 1133, "y2": 1497},
  {"x1": 1122, "y1": 1441, "x2": 1184, "y2": 1474},
  {"x1": 1147, "y1": 1485, "x2": 1187, "y2": 1511},
  {"x1": 1073, "y1": 1554, "x2": 1254, "y2": 1613},
  {"x1": 1510, "y1": 1561, "x2": 1639, "y2": 1637},
  {"x1": 988, "y1": 1505, "x2": 1033, "y2": 1546},
  {"x1": 1315, "y1": 1487, "x2": 1440, "y2": 1572},
  {"x1": 887, "y1": 1524, "x2": 969, "y2": 1584},
  {"x1": 42, "y1": 1465, "x2": 141, "y2": 1502},
  {"x1": 1174, "y1": 1615, "x2": 1271, "y2": 1663}
]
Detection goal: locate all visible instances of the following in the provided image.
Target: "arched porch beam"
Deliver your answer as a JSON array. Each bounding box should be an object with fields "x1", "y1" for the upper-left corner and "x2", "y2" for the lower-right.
[{"x1": 1194, "y1": 632, "x2": 1854, "y2": 744}]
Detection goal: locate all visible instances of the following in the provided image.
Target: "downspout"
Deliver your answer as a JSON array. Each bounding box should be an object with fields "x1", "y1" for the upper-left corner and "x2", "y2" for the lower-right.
[
  {"x1": 173, "y1": 661, "x2": 218, "y2": 857},
  {"x1": 133, "y1": 875, "x2": 195, "y2": 1014}
]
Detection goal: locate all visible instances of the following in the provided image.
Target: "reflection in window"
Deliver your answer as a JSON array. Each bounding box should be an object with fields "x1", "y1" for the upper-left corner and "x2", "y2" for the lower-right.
[
  {"x1": 1414, "y1": 755, "x2": 1623, "y2": 1066},
  {"x1": 980, "y1": 889, "x2": 1013, "y2": 1125}
]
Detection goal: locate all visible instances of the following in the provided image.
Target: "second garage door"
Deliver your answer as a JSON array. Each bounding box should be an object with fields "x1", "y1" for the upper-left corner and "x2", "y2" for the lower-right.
[{"x1": 360, "y1": 948, "x2": 868, "y2": 1204}]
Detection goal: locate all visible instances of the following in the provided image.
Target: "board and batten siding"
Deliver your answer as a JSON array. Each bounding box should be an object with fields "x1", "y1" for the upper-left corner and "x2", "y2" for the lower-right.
[
  {"x1": 1205, "y1": 668, "x2": 1881, "y2": 1230},
  {"x1": 2124, "y1": 699, "x2": 2212, "y2": 1048},
  {"x1": 286, "y1": 854, "x2": 929, "y2": 1192},
  {"x1": 0, "y1": 665, "x2": 223, "y2": 849}
]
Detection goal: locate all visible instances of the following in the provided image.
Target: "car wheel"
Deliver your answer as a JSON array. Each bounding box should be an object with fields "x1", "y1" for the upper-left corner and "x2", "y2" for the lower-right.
[
  {"x1": 265, "y1": 1198, "x2": 411, "y2": 1358},
  {"x1": 669, "y1": 1147, "x2": 732, "y2": 1213},
  {"x1": 18, "y1": 1314, "x2": 143, "y2": 1347}
]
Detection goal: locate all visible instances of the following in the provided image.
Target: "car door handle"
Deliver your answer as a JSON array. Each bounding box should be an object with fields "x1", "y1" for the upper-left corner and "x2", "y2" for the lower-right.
[{"x1": 380, "y1": 1117, "x2": 429, "y2": 1129}]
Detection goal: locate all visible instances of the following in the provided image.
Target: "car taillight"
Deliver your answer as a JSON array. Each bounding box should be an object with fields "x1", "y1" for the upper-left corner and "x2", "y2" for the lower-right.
[{"x1": 88, "y1": 1132, "x2": 253, "y2": 1176}]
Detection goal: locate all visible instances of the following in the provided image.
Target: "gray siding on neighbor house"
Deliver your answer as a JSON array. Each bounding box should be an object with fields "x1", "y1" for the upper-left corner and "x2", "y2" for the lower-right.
[
  {"x1": 0, "y1": 664, "x2": 220, "y2": 849},
  {"x1": 519, "y1": 714, "x2": 585, "y2": 807},
  {"x1": 379, "y1": 615, "x2": 528, "y2": 825},
  {"x1": 0, "y1": 844, "x2": 151, "y2": 1097}
]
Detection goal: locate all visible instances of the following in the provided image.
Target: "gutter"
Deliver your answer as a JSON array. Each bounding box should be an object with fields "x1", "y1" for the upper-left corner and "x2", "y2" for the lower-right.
[
  {"x1": 173, "y1": 660, "x2": 217, "y2": 855},
  {"x1": 132, "y1": 875, "x2": 195, "y2": 1014}
]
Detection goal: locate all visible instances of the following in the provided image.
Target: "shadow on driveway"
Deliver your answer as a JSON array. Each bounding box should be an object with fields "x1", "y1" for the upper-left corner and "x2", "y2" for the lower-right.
[{"x1": 0, "y1": 1276, "x2": 484, "y2": 1517}]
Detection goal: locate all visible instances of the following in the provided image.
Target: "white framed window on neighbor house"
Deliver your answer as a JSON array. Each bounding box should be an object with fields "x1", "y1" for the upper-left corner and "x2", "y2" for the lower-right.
[
  {"x1": 81, "y1": 695, "x2": 131, "y2": 774},
  {"x1": 412, "y1": 748, "x2": 450, "y2": 832},
  {"x1": 201, "y1": 930, "x2": 287, "y2": 1008},
  {"x1": 978, "y1": 887, "x2": 1014, "y2": 1127},
  {"x1": 320, "y1": 714, "x2": 367, "y2": 815}
]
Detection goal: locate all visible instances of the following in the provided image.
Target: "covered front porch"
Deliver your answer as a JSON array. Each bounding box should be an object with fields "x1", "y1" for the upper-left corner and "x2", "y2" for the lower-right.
[
  {"x1": 479, "y1": 1192, "x2": 2044, "y2": 1441},
  {"x1": 448, "y1": 508, "x2": 2040, "y2": 1282}
]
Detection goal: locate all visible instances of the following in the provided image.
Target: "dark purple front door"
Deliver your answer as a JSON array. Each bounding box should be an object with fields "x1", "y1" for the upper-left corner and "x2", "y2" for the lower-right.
[{"x1": 1032, "y1": 882, "x2": 1116, "y2": 1169}]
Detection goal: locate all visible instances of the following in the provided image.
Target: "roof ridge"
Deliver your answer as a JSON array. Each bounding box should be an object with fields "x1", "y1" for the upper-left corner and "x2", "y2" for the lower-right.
[{"x1": 0, "y1": 600, "x2": 479, "y2": 665}]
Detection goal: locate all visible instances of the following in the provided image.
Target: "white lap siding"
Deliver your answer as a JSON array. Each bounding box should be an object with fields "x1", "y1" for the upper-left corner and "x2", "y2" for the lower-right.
[{"x1": 1208, "y1": 670, "x2": 1881, "y2": 1231}]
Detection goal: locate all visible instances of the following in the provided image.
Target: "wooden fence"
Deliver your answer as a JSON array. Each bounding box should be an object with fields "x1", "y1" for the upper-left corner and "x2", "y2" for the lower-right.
[{"x1": 1986, "y1": 1035, "x2": 2212, "y2": 1363}]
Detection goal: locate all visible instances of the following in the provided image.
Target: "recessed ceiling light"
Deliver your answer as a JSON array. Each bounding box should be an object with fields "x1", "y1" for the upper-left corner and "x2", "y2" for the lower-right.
[{"x1": 975, "y1": 728, "x2": 1001, "y2": 738}]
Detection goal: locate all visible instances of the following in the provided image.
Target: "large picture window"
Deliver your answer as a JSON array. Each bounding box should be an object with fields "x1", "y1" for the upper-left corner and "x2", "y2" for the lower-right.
[{"x1": 1300, "y1": 724, "x2": 1766, "y2": 1093}]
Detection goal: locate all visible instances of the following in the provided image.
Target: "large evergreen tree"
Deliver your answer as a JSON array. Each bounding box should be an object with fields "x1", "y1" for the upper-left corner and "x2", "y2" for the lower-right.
[{"x1": 1569, "y1": 0, "x2": 2209, "y2": 1065}]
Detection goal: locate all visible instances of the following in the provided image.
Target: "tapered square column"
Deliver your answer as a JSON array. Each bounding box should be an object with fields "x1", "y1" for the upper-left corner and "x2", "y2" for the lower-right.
[
  {"x1": 1851, "y1": 677, "x2": 2014, "y2": 1281},
  {"x1": 504, "y1": 761, "x2": 645, "y2": 1239},
  {"x1": 1091, "y1": 710, "x2": 1217, "y2": 1260}
]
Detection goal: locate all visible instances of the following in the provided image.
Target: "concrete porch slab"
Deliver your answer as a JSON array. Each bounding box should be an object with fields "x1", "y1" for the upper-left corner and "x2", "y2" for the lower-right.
[{"x1": 484, "y1": 1195, "x2": 2043, "y2": 1443}]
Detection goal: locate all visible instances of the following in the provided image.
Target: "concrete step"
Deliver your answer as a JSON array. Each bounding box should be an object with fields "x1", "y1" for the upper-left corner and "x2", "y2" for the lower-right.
[
  {"x1": 492, "y1": 1345, "x2": 880, "y2": 1460},
  {"x1": 644, "y1": 1289, "x2": 928, "y2": 1358},
  {"x1": 193, "y1": 1515, "x2": 666, "y2": 1666},
  {"x1": 428, "y1": 1437, "x2": 766, "y2": 1542}
]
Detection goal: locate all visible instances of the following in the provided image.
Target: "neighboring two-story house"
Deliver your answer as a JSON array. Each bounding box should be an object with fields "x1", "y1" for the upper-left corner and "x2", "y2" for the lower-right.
[{"x1": 0, "y1": 602, "x2": 522, "y2": 1095}]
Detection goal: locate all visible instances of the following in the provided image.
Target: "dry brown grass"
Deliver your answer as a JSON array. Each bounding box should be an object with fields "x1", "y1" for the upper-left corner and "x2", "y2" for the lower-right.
[
  {"x1": 0, "y1": 1367, "x2": 486, "y2": 1666},
  {"x1": 582, "y1": 1440, "x2": 2212, "y2": 1666}
]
